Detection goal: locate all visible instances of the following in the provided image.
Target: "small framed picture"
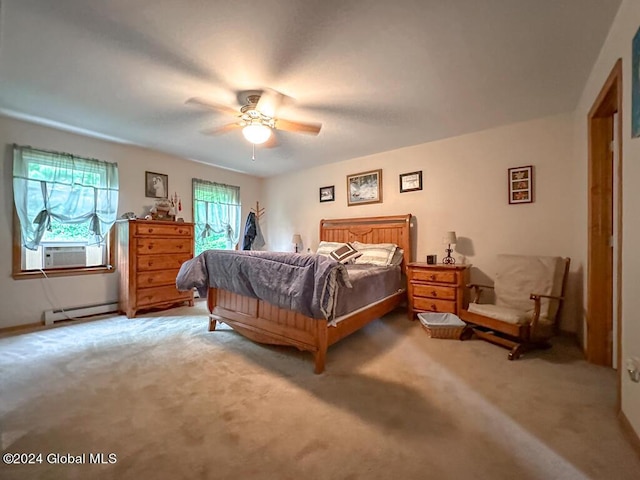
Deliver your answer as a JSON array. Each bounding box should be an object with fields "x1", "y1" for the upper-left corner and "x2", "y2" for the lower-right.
[
  {"x1": 399, "y1": 171, "x2": 423, "y2": 193},
  {"x1": 319, "y1": 185, "x2": 335, "y2": 202},
  {"x1": 508, "y1": 165, "x2": 533, "y2": 204},
  {"x1": 145, "y1": 171, "x2": 168, "y2": 199},
  {"x1": 346, "y1": 169, "x2": 382, "y2": 206}
]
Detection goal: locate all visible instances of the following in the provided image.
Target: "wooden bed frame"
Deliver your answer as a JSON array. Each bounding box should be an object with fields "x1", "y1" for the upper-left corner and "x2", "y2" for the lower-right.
[{"x1": 207, "y1": 214, "x2": 413, "y2": 373}]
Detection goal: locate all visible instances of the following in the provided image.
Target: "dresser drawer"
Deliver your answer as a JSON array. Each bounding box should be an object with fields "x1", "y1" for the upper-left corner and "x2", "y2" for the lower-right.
[
  {"x1": 412, "y1": 283, "x2": 456, "y2": 300},
  {"x1": 136, "y1": 238, "x2": 191, "y2": 255},
  {"x1": 411, "y1": 269, "x2": 456, "y2": 284},
  {"x1": 136, "y1": 285, "x2": 192, "y2": 307},
  {"x1": 414, "y1": 297, "x2": 456, "y2": 314},
  {"x1": 137, "y1": 269, "x2": 180, "y2": 288},
  {"x1": 137, "y1": 253, "x2": 192, "y2": 271},
  {"x1": 133, "y1": 223, "x2": 192, "y2": 237}
]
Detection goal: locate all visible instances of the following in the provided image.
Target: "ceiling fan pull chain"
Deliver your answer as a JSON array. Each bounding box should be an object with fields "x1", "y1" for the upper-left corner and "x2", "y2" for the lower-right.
[{"x1": 252, "y1": 143, "x2": 256, "y2": 161}]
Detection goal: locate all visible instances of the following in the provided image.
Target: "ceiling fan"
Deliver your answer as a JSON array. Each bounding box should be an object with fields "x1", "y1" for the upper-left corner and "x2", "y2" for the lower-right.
[{"x1": 186, "y1": 89, "x2": 322, "y2": 147}]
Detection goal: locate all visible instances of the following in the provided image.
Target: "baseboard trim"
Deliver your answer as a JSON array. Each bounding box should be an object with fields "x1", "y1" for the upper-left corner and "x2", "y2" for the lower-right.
[
  {"x1": 0, "y1": 321, "x2": 43, "y2": 335},
  {"x1": 619, "y1": 410, "x2": 640, "y2": 457}
]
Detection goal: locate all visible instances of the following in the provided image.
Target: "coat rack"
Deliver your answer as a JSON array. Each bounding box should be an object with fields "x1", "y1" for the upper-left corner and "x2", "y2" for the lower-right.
[{"x1": 251, "y1": 201, "x2": 265, "y2": 221}]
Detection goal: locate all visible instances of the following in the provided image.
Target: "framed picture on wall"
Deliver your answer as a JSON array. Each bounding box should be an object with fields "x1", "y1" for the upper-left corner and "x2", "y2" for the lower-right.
[
  {"x1": 319, "y1": 185, "x2": 335, "y2": 202},
  {"x1": 346, "y1": 169, "x2": 382, "y2": 206},
  {"x1": 633, "y1": 26, "x2": 640, "y2": 138},
  {"x1": 145, "y1": 171, "x2": 168, "y2": 199},
  {"x1": 508, "y1": 165, "x2": 534, "y2": 204},
  {"x1": 399, "y1": 171, "x2": 423, "y2": 193}
]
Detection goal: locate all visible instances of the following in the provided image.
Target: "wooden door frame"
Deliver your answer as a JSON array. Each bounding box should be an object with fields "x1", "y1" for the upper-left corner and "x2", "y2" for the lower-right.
[{"x1": 587, "y1": 58, "x2": 622, "y2": 403}]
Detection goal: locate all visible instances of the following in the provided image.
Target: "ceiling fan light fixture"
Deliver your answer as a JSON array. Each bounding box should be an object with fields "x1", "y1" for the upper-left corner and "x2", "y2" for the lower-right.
[{"x1": 242, "y1": 123, "x2": 272, "y2": 144}]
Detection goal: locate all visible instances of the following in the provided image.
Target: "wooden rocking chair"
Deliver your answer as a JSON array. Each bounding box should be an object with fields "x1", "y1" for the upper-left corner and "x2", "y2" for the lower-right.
[{"x1": 459, "y1": 254, "x2": 570, "y2": 360}]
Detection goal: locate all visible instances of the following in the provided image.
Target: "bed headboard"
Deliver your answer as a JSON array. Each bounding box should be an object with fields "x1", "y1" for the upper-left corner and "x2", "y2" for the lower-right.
[{"x1": 319, "y1": 214, "x2": 413, "y2": 273}]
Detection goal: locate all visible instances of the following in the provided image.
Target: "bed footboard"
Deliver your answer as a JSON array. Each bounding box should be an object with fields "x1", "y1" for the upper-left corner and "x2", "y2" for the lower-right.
[{"x1": 207, "y1": 286, "x2": 405, "y2": 373}]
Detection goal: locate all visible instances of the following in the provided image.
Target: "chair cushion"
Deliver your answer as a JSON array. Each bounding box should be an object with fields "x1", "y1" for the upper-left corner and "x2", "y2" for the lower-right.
[
  {"x1": 468, "y1": 303, "x2": 552, "y2": 326},
  {"x1": 493, "y1": 255, "x2": 565, "y2": 320}
]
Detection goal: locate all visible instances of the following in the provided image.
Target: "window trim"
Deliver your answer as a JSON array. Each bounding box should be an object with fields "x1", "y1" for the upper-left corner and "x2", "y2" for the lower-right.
[{"x1": 12, "y1": 209, "x2": 116, "y2": 279}]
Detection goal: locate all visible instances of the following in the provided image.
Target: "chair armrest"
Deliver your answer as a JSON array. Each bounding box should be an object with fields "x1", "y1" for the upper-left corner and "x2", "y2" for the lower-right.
[
  {"x1": 530, "y1": 293, "x2": 564, "y2": 301},
  {"x1": 528, "y1": 293, "x2": 564, "y2": 332},
  {"x1": 467, "y1": 283, "x2": 494, "y2": 304}
]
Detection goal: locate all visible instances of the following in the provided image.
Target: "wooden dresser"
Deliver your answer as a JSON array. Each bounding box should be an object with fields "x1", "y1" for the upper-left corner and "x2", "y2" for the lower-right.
[
  {"x1": 407, "y1": 263, "x2": 470, "y2": 320},
  {"x1": 117, "y1": 219, "x2": 194, "y2": 318}
]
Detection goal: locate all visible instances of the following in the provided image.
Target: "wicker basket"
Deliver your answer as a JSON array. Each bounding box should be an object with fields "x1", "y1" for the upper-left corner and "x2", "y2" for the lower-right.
[
  {"x1": 418, "y1": 312, "x2": 466, "y2": 339},
  {"x1": 420, "y1": 323, "x2": 465, "y2": 339}
]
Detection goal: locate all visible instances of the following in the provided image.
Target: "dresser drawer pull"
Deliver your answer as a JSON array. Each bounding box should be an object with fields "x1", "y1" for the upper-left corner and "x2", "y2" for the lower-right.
[
  {"x1": 429, "y1": 274, "x2": 436, "y2": 280},
  {"x1": 431, "y1": 290, "x2": 438, "y2": 296},
  {"x1": 430, "y1": 304, "x2": 437, "y2": 311}
]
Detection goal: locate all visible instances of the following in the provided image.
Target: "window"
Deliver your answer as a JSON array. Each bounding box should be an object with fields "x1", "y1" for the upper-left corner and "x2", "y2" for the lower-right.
[
  {"x1": 12, "y1": 145, "x2": 119, "y2": 278},
  {"x1": 192, "y1": 179, "x2": 241, "y2": 255}
]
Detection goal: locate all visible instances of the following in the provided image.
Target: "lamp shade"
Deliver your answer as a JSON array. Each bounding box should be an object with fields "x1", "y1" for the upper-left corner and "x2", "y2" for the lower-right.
[
  {"x1": 242, "y1": 124, "x2": 272, "y2": 144},
  {"x1": 291, "y1": 234, "x2": 302, "y2": 245},
  {"x1": 443, "y1": 231, "x2": 457, "y2": 245}
]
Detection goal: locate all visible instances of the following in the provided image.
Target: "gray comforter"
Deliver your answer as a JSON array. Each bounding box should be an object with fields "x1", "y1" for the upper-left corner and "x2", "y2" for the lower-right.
[{"x1": 176, "y1": 250, "x2": 351, "y2": 320}]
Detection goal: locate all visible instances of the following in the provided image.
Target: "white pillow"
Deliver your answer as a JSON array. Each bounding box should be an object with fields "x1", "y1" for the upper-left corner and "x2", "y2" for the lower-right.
[
  {"x1": 329, "y1": 243, "x2": 363, "y2": 264},
  {"x1": 352, "y1": 241, "x2": 398, "y2": 266},
  {"x1": 316, "y1": 241, "x2": 348, "y2": 257}
]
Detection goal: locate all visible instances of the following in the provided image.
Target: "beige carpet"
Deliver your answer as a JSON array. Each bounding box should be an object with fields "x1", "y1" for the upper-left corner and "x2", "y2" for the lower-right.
[{"x1": 1, "y1": 300, "x2": 638, "y2": 480}]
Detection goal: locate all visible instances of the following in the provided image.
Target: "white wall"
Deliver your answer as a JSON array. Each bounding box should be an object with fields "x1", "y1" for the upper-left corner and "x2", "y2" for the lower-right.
[
  {"x1": 574, "y1": 0, "x2": 640, "y2": 439},
  {"x1": 264, "y1": 112, "x2": 581, "y2": 332},
  {"x1": 0, "y1": 116, "x2": 262, "y2": 328}
]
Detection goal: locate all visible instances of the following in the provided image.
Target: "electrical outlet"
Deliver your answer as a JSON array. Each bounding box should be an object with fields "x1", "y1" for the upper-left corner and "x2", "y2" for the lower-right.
[{"x1": 626, "y1": 357, "x2": 640, "y2": 383}]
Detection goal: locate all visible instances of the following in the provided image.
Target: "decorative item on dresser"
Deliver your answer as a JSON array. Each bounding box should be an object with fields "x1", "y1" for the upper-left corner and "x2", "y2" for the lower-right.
[
  {"x1": 407, "y1": 263, "x2": 470, "y2": 320},
  {"x1": 117, "y1": 219, "x2": 194, "y2": 318}
]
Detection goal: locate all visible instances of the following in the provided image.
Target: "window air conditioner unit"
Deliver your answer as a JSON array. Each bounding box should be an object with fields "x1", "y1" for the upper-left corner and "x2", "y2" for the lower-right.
[{"x1": 43, "y1": 246, "x2": 87, "y2": 268}]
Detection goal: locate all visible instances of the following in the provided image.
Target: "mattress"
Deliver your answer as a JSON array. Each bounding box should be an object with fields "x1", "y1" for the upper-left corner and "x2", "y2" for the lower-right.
[{"x1": 332, "y1": 264, "x2": 403, "y2": 320}]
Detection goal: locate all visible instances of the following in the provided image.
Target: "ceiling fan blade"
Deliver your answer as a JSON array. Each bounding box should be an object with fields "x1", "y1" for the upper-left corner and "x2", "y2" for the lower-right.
[
  {"x1": 256, "y1": 89, "x2": 285, "y2": 118},
  {"x1": 200, "y1": 122, "x2": 242, "y2": 136},
  {"x1": 275, "y1": 118, "x2": 322, "y2": 135},
  {"x1": 186, "y1": 97, "x2": 239, "y2": 116}
]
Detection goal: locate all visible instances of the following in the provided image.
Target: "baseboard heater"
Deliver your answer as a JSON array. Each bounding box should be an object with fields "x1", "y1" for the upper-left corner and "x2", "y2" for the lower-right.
[{"x1": 44, "y1": 302, "x2": 119, "y2": 325}]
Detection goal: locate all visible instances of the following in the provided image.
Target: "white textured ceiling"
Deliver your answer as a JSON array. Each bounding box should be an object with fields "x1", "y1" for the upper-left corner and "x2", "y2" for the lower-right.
[{"x1": 0, "y1": 0, "x2": 622, "y2": 177}]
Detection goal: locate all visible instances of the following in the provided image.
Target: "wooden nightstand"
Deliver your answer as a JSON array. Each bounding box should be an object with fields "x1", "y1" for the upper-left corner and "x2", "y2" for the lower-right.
[{"x1": 407, "y1": 263, "x2": 470, "y2": 320}]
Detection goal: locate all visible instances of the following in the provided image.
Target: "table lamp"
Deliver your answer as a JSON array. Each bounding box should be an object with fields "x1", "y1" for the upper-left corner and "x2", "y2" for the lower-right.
[
  {"x1": 292, "y1": 234, "x2": 302, "y2": 253},
  {"x1": 442, "y1": 231, "x2": 457, "y2": 264}
]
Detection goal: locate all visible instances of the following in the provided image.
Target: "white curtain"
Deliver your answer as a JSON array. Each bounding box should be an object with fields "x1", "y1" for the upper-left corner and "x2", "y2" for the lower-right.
[
  {"x1": 13, "y1": 145, "x2": 119, "y2": 250},
  {"x1": 193, "y1": 179, "x2": 241, "y2": 248}
]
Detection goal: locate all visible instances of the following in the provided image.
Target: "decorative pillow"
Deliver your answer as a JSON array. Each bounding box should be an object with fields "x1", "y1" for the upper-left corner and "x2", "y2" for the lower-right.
[
  {"x1": 329, "y1": 243, "x2": 363, "y2": 264},
  {"x1": 316, "y1": 241, "x2": 348, "y2": 257},
  {"x1": 352, "y1": 241, "x2": 398, "y2": 266},
  {"x1": 388, "y1": 248, "x2": 404, "y2": 267}
]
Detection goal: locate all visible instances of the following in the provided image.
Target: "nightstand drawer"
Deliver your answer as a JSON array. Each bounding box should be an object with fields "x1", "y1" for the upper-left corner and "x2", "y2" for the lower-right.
[
  {"x1": 414, "y1": 297, "x2": 456, "y2": 314},
  {"x1": 411, "y1": 270, "x2": 456, "y2": 284},
  {"x1": 412, "y1": 283, "x2": 456, "y2": 300}
]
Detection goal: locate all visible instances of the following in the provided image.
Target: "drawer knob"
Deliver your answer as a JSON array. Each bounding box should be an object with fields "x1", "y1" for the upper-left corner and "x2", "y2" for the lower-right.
[
  {"x1": 430, "y1": 304, "x2": 437, "y2": 311},
  {"x1": 431, "y1": 290, "x2": 438, "y2": 296},
  {"x1": 429, "y1": 274, "x2": 436, "y2": 280}
]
